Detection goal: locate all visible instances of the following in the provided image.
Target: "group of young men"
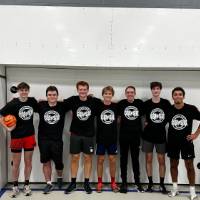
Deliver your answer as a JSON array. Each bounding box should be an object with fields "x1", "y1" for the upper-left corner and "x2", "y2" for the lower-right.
[{"x1": 0, "y1": 81, "x2": 200, "y2": 200}]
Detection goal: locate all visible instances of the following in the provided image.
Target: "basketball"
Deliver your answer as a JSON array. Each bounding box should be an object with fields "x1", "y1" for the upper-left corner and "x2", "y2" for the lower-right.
[{"x1": 3, "y1": 115, "x2": 17, "y2": 127}]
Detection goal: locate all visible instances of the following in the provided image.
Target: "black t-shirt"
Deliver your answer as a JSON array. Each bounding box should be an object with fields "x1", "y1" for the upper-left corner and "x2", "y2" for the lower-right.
[
  {"x1": 37, "y1": 101, "x2": 68, "y2": 141},
  {"x1": 168, "y1": 103, "x2": 200, "y2": 143},
  {"x1": 0, "y1": 97, "x2": 38, "y2": 139},
  {"x1": 63, "y1": 96, "x2": 101, "y2": 137},
  {"x1": 117, "y1": 99, "x2": 144, "y2": 138},
  {"x1": 96, "y1": 102, "x2": 118, "y2": 145},
  {"x1": 143, "y1": 98, "x2": 171, "y2": 143}
]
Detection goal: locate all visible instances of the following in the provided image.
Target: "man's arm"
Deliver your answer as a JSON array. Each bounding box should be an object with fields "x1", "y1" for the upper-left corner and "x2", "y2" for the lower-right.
[
  {"x1": 0, "y1": 116, "x2": 16, "y2": 132},
  {"x1": 187, "y1": 124, "x2": 200, "y2": 141}
]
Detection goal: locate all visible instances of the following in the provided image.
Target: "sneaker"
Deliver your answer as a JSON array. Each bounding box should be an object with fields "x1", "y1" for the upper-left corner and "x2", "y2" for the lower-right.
[
  {"x1": 111, "y1": 182, "x2": 119, "y2": 193},
  {"x1": 159, "y1": 185, "x2": 168, "y2": 194},
  {"x1": 43, "y1": 184, "x2": 54, "y2": 194},
  {"x1": 10, "y1": 186, "x2": 20, "y2": 198},
  {"x1": 119, "y1": 183, "x2": 127, "y2": 193},
  {"x1": 168, "y1": 189, "x2": 179, "y2": 197},
  {"x1": 190, "y1": 194, "x2": 198, "y2": 200},
  {"x1": 84, "y1": 182, "x2": 92, "y2": 194},
  {"x1": 23, "y1": 185, "x2": 32, "y2": 196},
  {"x1": 96, "y1": 182, "x2": 103, "y2": 193},
  {"x1": 64, "y1": 182, "x2": 76, "y2": 194},
  {"x1": 57, "y1": 178, "x2": 63, "y2": 189},
  {"x1": 136, "y1": 184, "x2": 145, "y2": 193},
  {"x1": 146, "y1": 184, "x2": 153, "y2": 192}
]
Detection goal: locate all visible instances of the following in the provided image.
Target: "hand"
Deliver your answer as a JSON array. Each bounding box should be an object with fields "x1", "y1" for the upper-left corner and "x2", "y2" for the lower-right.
[
  {"x1": 6, "y1": 125, "x2": 16, "y2": 132},
  {"x1": 187, "y1": 133, "x2": 198, "y2": 141},
  {"x1": 144, "y1": 122, "x2": 148, "y2": 127}
]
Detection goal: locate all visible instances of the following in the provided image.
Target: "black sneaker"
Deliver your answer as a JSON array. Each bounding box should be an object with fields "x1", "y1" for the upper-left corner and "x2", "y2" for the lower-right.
[
  {"x1": 146, "y1": 184, "x2": 153, "y2": 192},
  {"x1": 119, "y1": 183, "x2": 127, "y2": 193},
  {"x1": 43, "y1": 184, "x2": 54, "y2": 194},
  {"x1": 84, "y1": 182, "x2": 92, "y2": 194},
  {"x1": 159, "y1": 184, "x2": 168, "y2": 194},
  {"x1": 64, "y1": 182, "x2": 76, "y2": 194},
  {"x1": 136, "y1": 184, "x2": 145, "y2": 193},
  {"x1": 57, "y1": 178, "x2": 63, "y2": 189}
]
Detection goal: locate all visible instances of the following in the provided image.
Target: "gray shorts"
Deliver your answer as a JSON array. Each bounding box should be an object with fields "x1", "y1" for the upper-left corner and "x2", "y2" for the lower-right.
[
  {"x1": 70, "y1": 134, "x2": 94, "y2": 155},
  {"x1": 142, "y1": 139, "x2": 166, "y2": 154}
]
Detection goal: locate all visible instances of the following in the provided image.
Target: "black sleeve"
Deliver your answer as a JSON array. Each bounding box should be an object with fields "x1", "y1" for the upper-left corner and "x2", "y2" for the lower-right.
[
  {"x1": 139, "y1": 99, "x2": 145, "y2": 116},
  {"x1": 63, "y1": 96, "x2": 74, "y2": 112},
  {"x1": 32, "y1": 97, "x2": 39, "y2": 113},
  {"x1": 192, "y1": 105, "x2": 200, "y2": 121},
  {"x1": 93, "y1": 97, "x2": 102, "y2": 115},
  {"x1": 0, "y1": 100, "x2": 15, "y2": 116},
  {"x1": 116, "y1": 100, "x2": 122, "y2": 116}
]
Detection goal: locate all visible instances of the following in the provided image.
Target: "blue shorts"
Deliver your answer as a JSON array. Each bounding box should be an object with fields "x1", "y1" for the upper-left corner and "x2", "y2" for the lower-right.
[{"x1": 96, "y1": 143, "x2": 118, "y2": 155}]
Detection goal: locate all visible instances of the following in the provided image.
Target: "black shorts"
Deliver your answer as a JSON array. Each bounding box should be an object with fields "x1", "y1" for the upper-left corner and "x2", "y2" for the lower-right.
[
  {"x1": 167, "y1": 139, "x2": 195, "y2": 160},
  {"x1": 38, "y1": 139, "x2": 63, "y2": 164},
  {"x1": 70, "y1": 134, "x2": 94, "y2": 154}
]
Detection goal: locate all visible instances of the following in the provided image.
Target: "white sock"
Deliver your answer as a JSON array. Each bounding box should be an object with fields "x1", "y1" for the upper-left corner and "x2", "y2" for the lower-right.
[
  {"x1": 190, "y1": 186, "x2": 196, "y2": 196},
  {"x1": 57, "y1": 176, "x2": 62, "y2": 179},
  {"x1": 173, "y1": 182, "x2": 178, "y2": 190},
  {"x1": 47, "y1": 181, "x2": 52, "y2": 185}
]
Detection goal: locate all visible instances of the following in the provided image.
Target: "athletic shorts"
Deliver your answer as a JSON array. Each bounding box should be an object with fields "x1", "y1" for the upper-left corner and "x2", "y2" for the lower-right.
[
  {"x1": 167, "y1": 139, "x2": 195, "y2": 160},
  {"x1": 10, "y1": 135, "x2": 36, "y2": 153},
  {"x1": 96, "y1": 143, "x2": 118, "y2": 155},
  {"x1": 70, "y1": 134, "x2": 94, "y2": 154},
  {"x1": 38, "y1": 139, "x2": 63, "y2": 165},
  {"x1": 142, "y1": 139, "x2": 166, "y2": 154}
]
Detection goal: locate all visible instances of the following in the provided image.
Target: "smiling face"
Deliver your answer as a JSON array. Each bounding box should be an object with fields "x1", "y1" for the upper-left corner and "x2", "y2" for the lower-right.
[
  {"x1": 125, "y1": 87, "x2": 136, "y2": 102},
  {"x1": 103, "y1": 90, "x2": 113, "y2": 103},
  {"x1": 18, "y1": 88, "x2": 29, "y2": 99},
  {"x1": 151, "y1": 86, "x2": 161, "y2": 98},
  {"x1": 47, "y1": 90, "x2": 58, "y2": 104},
  {"x1": 172, "y1": 90, "x2": 185, "y2": 105},
  {"x1": 77, "y1": 85, "x2": 89, "y2": 99}
]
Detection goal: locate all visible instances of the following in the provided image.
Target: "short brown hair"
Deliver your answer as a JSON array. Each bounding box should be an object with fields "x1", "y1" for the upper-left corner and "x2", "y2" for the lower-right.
[
  {"x1": 102, "y1": 86, "x2": 114, "y2": 96},
  {"x1": 125, "y1": 85, "x2": 136, "y2": 92},
  {"x1": 17, "y1": 82, "x2": 30, "y2": 90},
  {"x1": 76, "y1": 81, "x2": 89, "y2": 90},
  {"x1": 150, "y1": 82, "x2": 162, "y2": 90},
  {"x1": 46, "y1": 86, "x2": 59, "y2": 96}
]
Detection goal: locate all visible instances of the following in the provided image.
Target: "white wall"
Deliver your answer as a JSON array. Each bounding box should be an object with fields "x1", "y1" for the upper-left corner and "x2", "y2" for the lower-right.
[
  {"x1": 6, "y1": 66, "x2": 200, "y2": 184},
  {"x1": 0, "y1": 65, "x2": 7, "y2": 189},
  {"x1": 0, "y1": 6, "x2": 200, "y2": 68}
]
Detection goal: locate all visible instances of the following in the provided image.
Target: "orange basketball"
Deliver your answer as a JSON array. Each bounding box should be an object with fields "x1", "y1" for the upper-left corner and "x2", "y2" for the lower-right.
[{"x1": 4, "y1": 115, "x2": 17, "y2": 127}]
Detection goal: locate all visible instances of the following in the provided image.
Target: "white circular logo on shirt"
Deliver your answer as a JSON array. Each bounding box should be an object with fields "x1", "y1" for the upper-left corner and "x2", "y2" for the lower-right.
[
  {"x1": 124, "y1": 106, "x2": 139, "y2": 120},
  {"x1": 44, "y1": 110, "x2": 60, "y2": 124},
  {"x1": 100, "y1": 109, "x2": 115, "y2": 124},
  {"x1": 150, "y1": 108, "x2": 165, "y2": 123},
  {"x1": 171, "y1": 114, "x2": 188, "y2": 130},
  {"x1": 18, "y1": 106, "x2": 33, "y2": 120},
  {"x1": 77, "y1": 106, "x2": 91, "y2": 121}
]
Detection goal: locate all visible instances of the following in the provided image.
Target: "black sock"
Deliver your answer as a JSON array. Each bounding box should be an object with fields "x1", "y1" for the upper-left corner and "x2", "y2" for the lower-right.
[
  {"x1": 84, "y1": 178, "x2": 89, "y2": 183},
  {"x1": 13, "y1": 181, "x2": 18, "y2": 187},
  {"x1": 71, "y1": 178, "x2": 76, "y2": 183},
  {"x1": 160, "y1": 177, "x2": 164, "y2": 186},
  {"x1": 24, "y1": 180, "x2": 29, "y2": 186},
  {"x1": 148, "y1": 176, "x2": 153, "y2": 185}
]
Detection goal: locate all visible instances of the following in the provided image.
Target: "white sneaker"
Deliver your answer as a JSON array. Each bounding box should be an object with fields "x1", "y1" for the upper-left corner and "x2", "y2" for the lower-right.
[
  {"x1": 23, "y1": 185, "x2": 32, "y2": 196},
  {"x1": 168, "y1": 189, "x2": 179, "y2": 197},
  {"x1": 10, "y1": 186, "x2": 20, "y2": 198},
  {"x1": 190, "y1": 194, "x2": 198, "y2": 200}
]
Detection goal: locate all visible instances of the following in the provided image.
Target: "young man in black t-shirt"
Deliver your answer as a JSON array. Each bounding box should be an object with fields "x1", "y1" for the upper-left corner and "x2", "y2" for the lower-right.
[
  {"x1": 96, "y1": 86, "x2": 119, "y2": 193},
  {"x1": 64, "y1": 81, "x2": 100, "y2": 194},
  {"x1": 142, "y1": 82, "x2": 171, "y2": 194},
  {"x1": 117, "y1": 86, "x2": 144, "y2": 193},
  {"x1": 0, "y1": 82, "x2": 38, "y2": 198},
  {"x1": 37, "y1": 86, "x2": 69, "y2": 194},
  {"x1": 167, "y1": 87, "x2": 200, "y2": 200}
]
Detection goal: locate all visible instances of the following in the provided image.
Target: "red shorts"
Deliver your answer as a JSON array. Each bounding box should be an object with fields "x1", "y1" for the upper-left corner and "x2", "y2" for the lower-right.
[{"x1": 10, "y1": 135, "x2": 36, "y2": 152}]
